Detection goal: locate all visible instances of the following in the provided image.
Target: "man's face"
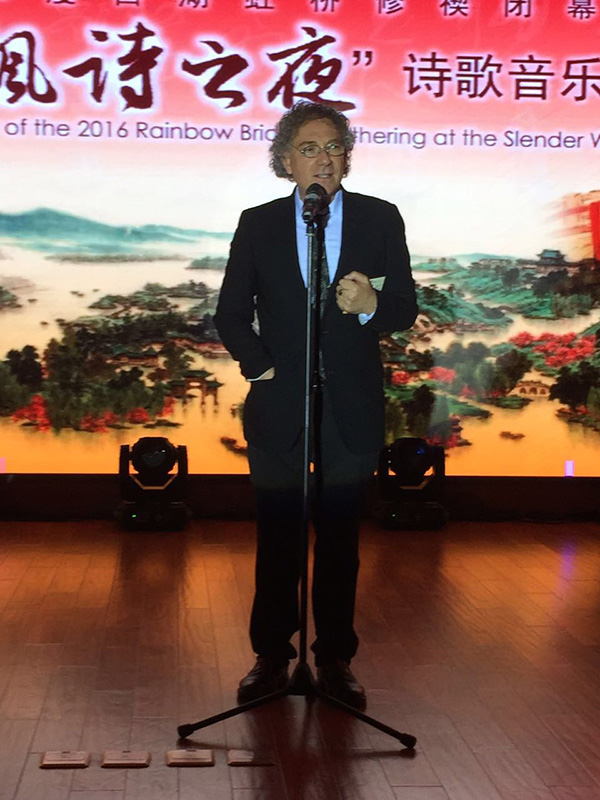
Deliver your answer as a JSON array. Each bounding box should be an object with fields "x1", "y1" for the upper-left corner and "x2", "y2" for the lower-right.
[{"x1": 281, "y1": 118, "x2": 347, "y2": 200}]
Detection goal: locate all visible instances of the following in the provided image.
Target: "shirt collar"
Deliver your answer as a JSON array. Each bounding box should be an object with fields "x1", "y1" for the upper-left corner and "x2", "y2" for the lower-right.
[{"x1": 293, "y1": 186, "x2": 343, "y2": 221}]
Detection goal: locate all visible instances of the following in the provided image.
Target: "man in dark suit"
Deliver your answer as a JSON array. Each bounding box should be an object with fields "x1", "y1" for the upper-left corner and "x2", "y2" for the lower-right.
[{"x1": 215, "y1": 101, "x2": 417, "y2": 709}]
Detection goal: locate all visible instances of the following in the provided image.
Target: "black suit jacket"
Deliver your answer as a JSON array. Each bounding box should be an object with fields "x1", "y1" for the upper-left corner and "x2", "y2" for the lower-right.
[{"x1": 214, "y1": 188, "x2": 418, "y2": 454}]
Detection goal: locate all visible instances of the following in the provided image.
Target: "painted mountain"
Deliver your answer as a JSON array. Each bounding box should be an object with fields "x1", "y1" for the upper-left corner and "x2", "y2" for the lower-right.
[{"x1": 0, "y1": 208, "x2": 231, "y2": 258}]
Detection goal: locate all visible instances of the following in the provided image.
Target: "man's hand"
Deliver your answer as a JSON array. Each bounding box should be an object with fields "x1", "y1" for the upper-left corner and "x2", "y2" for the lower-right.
[{"x1": 335, "y1": 272, "x2": 377, "y2": 316}]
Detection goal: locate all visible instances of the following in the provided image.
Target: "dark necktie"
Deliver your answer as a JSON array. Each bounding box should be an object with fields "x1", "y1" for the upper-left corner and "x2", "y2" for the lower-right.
[
  {"x1": 319, "y1": 244, "x2": 330, "y2": 318},
  {"x1": 318, "y1": 244, "x2": 329, "y2": 381}
]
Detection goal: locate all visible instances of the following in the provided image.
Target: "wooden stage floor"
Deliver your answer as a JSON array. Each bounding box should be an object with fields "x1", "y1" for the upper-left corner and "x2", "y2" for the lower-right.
[{"x1": 0, "y1": 517, "x2": 599, "y2": 800}]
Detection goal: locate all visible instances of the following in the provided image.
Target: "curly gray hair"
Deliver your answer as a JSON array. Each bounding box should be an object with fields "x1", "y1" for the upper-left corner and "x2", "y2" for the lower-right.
[{"x1": 269, "y1": 101, "x2": 355, "y2": 180}]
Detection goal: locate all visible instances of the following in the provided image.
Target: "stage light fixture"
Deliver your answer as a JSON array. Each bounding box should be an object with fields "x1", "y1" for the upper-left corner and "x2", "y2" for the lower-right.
[
  {"x1": 374, "y1": 437, "x2": 448, "y2": 530},
  {"x1": 117, "y1": 436, "x2": 190, "y2": 530}
]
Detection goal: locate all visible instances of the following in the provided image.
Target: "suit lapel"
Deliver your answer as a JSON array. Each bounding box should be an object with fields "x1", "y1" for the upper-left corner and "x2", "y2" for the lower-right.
[
  {"x1": 335, "y1": 187, "x2": 355, "y2": 285},
  {"x1": 323, "y1": 188, "x2": 356, "y2": 316},
  {"x1": 283, "y1": 192, "x2": 306, "y2": 295},
  {"x1": 266, "y1": 192, "x2": 305, "y2": 296},
  {"x1": 321, "y1": 187, "x2": 355, "y2": 315}
]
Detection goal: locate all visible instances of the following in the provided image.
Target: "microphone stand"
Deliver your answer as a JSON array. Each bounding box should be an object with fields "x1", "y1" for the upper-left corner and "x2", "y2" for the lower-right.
[{"x1": 177, "y1": 204, "x2": 416, "y2": 752}]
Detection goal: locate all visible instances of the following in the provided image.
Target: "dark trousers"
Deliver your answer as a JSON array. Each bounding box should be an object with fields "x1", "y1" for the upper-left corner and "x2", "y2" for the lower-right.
[{"x1": 247, "y1": 389, "x2": 379, "y2": 667}]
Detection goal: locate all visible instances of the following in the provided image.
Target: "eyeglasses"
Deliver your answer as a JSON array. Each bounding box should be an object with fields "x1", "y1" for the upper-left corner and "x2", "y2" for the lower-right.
[{"x1": 293, "y1": 141, "x2": 346, "y2": 159}]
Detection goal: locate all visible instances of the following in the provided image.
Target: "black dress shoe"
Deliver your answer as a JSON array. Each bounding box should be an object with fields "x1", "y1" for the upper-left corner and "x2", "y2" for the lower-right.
[
  {"x1": 316, "y1": 660, "x2": 367, "y2": 711},
  {"x1": 237, "y1": 657, "x2": 290, "y2": 704}
]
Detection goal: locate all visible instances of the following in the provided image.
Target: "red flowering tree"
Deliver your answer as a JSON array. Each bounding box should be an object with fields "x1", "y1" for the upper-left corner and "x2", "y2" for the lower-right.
[
  {"x1": 158, "y1": 397, "x2": 176, "y2": 417},
  {"x1": 509, "y1": 332, "x2": 535, "y2": 348},
  {"x1": 428, "y1": 366, "x2": 456, "y2": 384},
  {"x1": 533, "y1": 334, "x2": 595, "y2": 368},
  {"x1": 11, "y1": 395, "x2": 51, "y2": 432},
  {"x1": 79, "y1": 411, "x2": 121, "y2": 433},
  {"x1": 390, "y1": 370, "x2": 411, "y2": 385},
  {"x1": 125, "y1": 407, "x2": 151, "y2": 424}
]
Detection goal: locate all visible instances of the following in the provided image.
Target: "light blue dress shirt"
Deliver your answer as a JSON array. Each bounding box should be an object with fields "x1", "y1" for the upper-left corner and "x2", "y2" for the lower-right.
[{"x1": 294, "y1": 186, "x2": 342, "y2": 285}]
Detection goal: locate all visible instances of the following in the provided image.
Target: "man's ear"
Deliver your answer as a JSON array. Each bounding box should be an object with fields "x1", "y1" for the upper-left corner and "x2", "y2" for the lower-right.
[{"x1": 281, "y1": 152, "x2": 292, "y2": 177}]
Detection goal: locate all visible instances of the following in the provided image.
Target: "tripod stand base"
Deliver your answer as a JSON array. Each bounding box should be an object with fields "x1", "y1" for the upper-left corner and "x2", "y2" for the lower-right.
[
  {"x1": 177, "y1": 662, "x2": 417, "y2": 750},
  {"x1": 288, "y1": 661, "x2": 316, "y2": 695}
]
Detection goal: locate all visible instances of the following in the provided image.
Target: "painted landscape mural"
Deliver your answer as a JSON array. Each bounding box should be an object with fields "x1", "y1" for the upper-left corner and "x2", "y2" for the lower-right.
[
  {"x1": 2, "y1": 204, "x2": 600, "y2": 476},
  {"x1": 1, "y1": 0, "x2": 600, "y2": 475}
]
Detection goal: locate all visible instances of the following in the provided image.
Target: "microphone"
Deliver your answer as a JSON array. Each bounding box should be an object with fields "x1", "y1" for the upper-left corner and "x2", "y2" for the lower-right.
[{"x1": 302, "y1": 183, "x2": 330, "y2": 223}]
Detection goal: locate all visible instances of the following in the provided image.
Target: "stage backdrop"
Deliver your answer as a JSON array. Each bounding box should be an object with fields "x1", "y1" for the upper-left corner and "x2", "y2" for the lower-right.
[{"x1": 1, "y1": 0, "x2": 600, "y2": 476}]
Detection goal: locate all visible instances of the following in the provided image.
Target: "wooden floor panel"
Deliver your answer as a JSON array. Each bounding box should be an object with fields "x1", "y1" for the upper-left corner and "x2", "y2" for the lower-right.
[{"x1": 0, "y1": 518, "x2": 600, "y2": 799}]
